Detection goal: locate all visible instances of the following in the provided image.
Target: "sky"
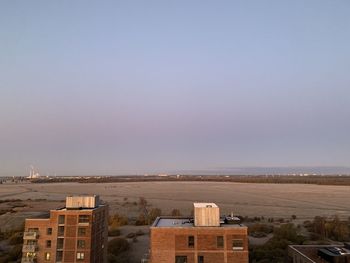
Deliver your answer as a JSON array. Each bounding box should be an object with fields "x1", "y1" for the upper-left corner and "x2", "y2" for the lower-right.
[{"x1": 1, "y1": 1, "x2": 350, "y2": 176}]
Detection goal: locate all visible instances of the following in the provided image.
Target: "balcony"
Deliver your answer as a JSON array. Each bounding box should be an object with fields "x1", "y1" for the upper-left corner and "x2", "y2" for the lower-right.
[
  {"x1": 22, "y1": 244, "x2": 38, "y2": 253},
  {"x1": 23, "y1": 232, "x2": 39, "y2": 240},
  {"x1": 21, "y1": 256, "x2": 37, "y2": 263}
]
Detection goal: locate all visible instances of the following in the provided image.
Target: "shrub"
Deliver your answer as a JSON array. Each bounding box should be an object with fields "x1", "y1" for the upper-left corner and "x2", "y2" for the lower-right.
[
  {"x1": 171, "y1": 209, "x2": 181, "y2": 216},
  {"x1": 108, "y1": 238, "x2": 130, "y2": 256},
  {"x1": 147, "y1": 208, "x2": 161, "y2": 224},
  {"x1": 249, "y1": 223, "x2": 273, "y2": 235},
  {"x1": 8, "y1": 232, "x2": 23, "y2": 245},
  {"x1": 135, "y1": 213, "x2": 147, "y2": 226},
  {"x1": 108, "y1": 228, "x2": 121, "y2": 237},
  {"x1": 109, "y1": 213, "x2": 128, "y2": 228}
]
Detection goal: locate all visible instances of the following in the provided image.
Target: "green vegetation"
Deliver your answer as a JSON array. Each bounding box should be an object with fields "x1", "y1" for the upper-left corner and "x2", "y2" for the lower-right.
[
  {"x1": 170, "y1": 209, "x2": 182, "y2": 216},
  {"x1": 250, "y1": 223, "x2": 305, "y2": 263},
  {"x1": 306, "y1": 215, "x2": 350, "y2": 242},
  {"x1": 108, "y1": 228, "x2": 121, "y2": 237},
  {"x1": 249, "y1": 223, "x2": 273, "y2": 238},
  {"x1": 135, "y1": 197, "x2": 162, "y2": 225},
  {"x1": 0, "y1": 226, "x2": 24, "y2": 263},
  {"x1": 109, "y1": 213, "x2": 128, "y2": 228},
  {"x1": 107, "y1": 237, "x2": 130, "y2": 263}
]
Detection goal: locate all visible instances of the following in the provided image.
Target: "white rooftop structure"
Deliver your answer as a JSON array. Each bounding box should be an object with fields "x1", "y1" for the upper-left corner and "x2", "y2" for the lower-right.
[
  {"x1": 194, "y1": 202, "x2": 220, "y2": 227},
  {"x1": 66, "y1": 195, "x2": 100, "y2": 209}
]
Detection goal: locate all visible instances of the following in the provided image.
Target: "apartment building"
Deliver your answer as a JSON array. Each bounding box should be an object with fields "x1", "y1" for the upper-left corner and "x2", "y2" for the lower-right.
[
  {"x1": 288, "y1": 244, "x2": 350, "y2": 263},
  {"x1": 150, "y1": 203, "x2": 248, "y2": 263},
  {"x1": 21, "y1": 195, "x2": 108, "y2": 263}
]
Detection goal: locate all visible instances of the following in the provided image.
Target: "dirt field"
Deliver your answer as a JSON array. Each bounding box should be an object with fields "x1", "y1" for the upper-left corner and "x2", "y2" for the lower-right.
[
  {"x1": 1, "y1": 181, "x2": 349, "y2": 262},
  {"x1": 1, "y1": 181, "x2": 350, "y2": 221}
]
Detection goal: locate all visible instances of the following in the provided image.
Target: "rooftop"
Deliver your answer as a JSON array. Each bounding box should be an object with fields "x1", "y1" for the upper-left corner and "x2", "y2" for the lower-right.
[
  {"x1": 152, "y1": 216, "x2": 245, "y2": 228},
  {"x1": 193, "y1": 202, "x2": 218, "y2": 208},
  {"x1": 289, "y1": 245, "x2": 350, "y2": 263}
]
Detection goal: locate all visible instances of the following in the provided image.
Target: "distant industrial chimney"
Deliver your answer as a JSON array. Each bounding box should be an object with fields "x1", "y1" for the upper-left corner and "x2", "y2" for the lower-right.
[{"x1": 193, "y1": 203, "x2": 220, "y2": 227}]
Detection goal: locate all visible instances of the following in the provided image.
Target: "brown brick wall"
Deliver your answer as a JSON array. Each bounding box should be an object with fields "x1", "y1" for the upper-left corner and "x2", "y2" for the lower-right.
[
  {"x1": 197, "y1": 234, "x2": 219, "y2": 250},
  {"x1": 227, "y1": 252, "x2": 249, "y2": 263},
  {"x1": 23, "y1": 205, "x2": 108, "y2": 263},
  {"x1": 198, "y1": 252, "x2": 224, "y2": 263},
  {"x1": 65, "y1": 226, "x2": 77, "y2": 237},
  {"x1": 175, "y1": 252, "x2": 195, "y2": 263},
  {"x1": 150, "y1": 226, "x2": 248, "y2": 263},
  {"x1": 66, "y1": 215, "x2": 77, "y2": 225}
]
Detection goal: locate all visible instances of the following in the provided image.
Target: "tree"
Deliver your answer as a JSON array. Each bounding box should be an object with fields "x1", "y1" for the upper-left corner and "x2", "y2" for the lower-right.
[
  {"x1": 108, "y1": 237, "x2": 130, "y2": 256},
  {"x1": 147, "y1": 208, "x2": 162, "y2": 224},
  {"x1": 171, "y1": 209, "x2": 181, "y2": 216}
]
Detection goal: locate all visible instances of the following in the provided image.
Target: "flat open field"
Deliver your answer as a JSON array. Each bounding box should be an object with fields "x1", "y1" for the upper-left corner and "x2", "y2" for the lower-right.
[{"x1": 1, "y1": 181, "x2": 350, "y2": 222}]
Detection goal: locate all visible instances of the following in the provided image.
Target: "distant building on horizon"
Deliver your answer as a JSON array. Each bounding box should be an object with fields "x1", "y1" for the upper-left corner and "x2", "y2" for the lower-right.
[
  {"x1": 21, "y1": 195, "x2": 108, "y2": 263},
  {"x1": 149, "y1": 202, "x2": 249, "y2": 263}
]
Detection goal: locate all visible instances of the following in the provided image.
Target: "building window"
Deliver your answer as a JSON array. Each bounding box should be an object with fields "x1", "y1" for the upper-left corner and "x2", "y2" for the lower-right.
[
  {"x1": 232, "y1": 239, "x2": 244, "y2": 250},
  {"x1": 45, "y1": 252, "x2": 50, "y2": 261},
  {"x1": 77, "y1": 240, "x2": 86, "y2": 248},
  {"x1": 77, "y1": 252, "x2": 85, "y2": 260},
  {"x1": 198, "y1": 256, "x2": 204, "y2": 263},
  {"x1": 47, "y1": 228, "x2": 52, "y2": 235},
  {"x1": 56, "y1": 251, "x2": 63, "y2": 261},
  {"x1": 28, "y1": 228, "x2": 39, "y2": 232},
  {"x1": 57, "y1": 238, "x2": 64, "y2": 249},
  {"x1": 58, "y1": 226, "x2": 64, "y2": 236},
  {"x1": 217, "y1": 236, "x2": 224, "y2": 248},
  {"x1": 58, "y1": 215, "x2": 65, "y2": 224},
  {"x1": 175, "y1": 256, "x2": 187, "y2": 263},
  {"x1": 46, "y1": 240, "x2": 51, "y2": 248},
  {"x1": 79, "y1": 215, "x2": 90, "y2": 223},
  {"x1": 78, "y1": 227, "x2": 87, "y2": 236},
  {"x1": 188, "y1": 236, "x2": 194, "y2": 248}
]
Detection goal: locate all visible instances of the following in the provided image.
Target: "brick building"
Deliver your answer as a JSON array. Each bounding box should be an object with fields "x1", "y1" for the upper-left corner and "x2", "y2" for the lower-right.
[
  {"x1": 21, "y1": 195, "x2": 108, "y2": 263},
  {"x1": 150, "y1": 203, "x2": 249, "y2": 263},
  {"x1": 288, "y1": 244, "x2": 350, "y2": 263}
]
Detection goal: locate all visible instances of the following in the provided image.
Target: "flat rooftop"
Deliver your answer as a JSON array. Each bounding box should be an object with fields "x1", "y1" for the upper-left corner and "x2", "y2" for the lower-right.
[
  {"x1": 152, "y1": 217, "x2": 245, "y2": 228},
  {"x1": 289, "y1": 245, "x2": 350, "y2": 263}
]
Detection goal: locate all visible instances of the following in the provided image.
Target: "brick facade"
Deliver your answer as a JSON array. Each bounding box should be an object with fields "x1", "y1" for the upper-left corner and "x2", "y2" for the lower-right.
[
  {"x1": 21, "y1": 199, "x2": 108, "y2": 263},
  {"x1": 150, "y1": 225, "x2": 249, "y2": 263}
]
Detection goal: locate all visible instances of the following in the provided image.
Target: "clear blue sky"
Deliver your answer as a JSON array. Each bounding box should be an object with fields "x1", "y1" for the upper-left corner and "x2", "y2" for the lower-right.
[{"x1": 1, "y1": 1, "x2": 350, "y2": 176}]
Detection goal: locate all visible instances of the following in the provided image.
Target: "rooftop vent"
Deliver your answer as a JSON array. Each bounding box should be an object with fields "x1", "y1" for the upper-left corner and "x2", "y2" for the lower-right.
[
  {"x1": 194, "y1": 203, "x2": 220, "y2": 227},
  {"x1": 66, "y1": 195, "x2": 100, "y2": 209}
]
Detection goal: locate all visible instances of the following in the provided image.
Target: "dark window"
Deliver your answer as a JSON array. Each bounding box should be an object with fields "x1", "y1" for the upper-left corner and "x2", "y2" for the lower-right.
[
  {"x1": 232, "y1": 239, "x2": 244, "y2": 250},
  {"x1": 46, "y1": 240, "x2": 51, "y2": 248},
  {"x1": 27, "y1": 240, "x2": 36, "y2": 245},
  {"x1": 57, "y1": 238, "x2": 64, "y2": 249},
  {"x1": 77, "y1": 240, "x2": 85, "y2": 248},
  {"x1": 28, "y1": 228, "x2": 39, "y2": 232},
  {"x1": 175, "y1": 256, "x2": 187, "y2": 263},
  {"x1": 78, "y1": 227, "x2": 87, "y2": 236},
  {"x1": 217, "y1": 236, "x2": 224, "y2": 248},
  {"x1": 188, "y1": 236, "x2": 194, "y2": 248},
  {"x1": 58, "y1": 215, "x2": 65, "y2": 224},
  {"x1": 47, "y1": 228, "x2": 52, "y2": 235},
  {"x1": 198, "y1": 256, "x2": 204, "y2": 263},
  {"x1": 58, "y1": 226, "x2": 64, "y2": 236},
  {"x1": 56, "y1": 251, "x2": 63, "y2": 261},
  {"x1": 79, "y1": 215, "x2": 90, "y2": 223}
]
